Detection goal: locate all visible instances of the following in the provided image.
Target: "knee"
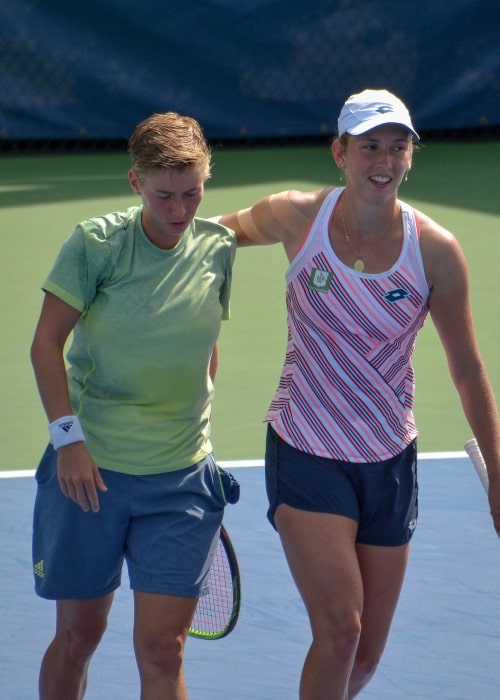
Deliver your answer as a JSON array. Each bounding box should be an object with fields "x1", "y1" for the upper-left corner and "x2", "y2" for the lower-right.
[
  {"x1": 314, "y1": 610, "x2": 362, "y2": 662},
  {"x1": 135, "y1": 630, "x2": 185, "y2": 679},
  {"x1": 60, "y1": 618, "x2": 107, "y2": 664}
]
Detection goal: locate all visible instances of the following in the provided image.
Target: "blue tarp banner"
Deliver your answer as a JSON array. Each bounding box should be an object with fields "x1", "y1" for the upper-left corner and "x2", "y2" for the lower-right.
[{"x1": 1, "y1": 1, "x2": 499, "y2": 141}]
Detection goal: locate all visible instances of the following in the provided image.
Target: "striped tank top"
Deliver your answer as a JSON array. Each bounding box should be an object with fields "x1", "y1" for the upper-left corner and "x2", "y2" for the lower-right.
[{"x1": 265, "y1": 187, "x2": 430, "y2": 462}]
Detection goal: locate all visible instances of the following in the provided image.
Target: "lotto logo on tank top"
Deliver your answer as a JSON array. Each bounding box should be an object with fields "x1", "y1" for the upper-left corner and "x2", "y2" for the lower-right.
[
  {"x1": 384, "y1": 288, "x2": 410, "y2": 303},
  {"x1": 308, "y1": 268, "x2": 332, "y2": 293}
]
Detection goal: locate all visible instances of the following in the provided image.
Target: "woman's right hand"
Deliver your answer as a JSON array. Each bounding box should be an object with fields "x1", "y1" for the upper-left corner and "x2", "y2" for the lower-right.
[{"x1": 56, "y1": 442, "x2": 108, "y2": 513}]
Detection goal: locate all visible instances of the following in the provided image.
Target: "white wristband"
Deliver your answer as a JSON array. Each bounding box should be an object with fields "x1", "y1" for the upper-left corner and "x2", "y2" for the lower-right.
[{"x1": 49, "y1": 415, "x2": 85, "y2": 450}]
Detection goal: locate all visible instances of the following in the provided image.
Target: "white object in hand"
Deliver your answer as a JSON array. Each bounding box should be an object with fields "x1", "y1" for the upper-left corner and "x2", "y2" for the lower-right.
[{"x1": 464, "y1": 438, "x2": 489, "y2": 493}]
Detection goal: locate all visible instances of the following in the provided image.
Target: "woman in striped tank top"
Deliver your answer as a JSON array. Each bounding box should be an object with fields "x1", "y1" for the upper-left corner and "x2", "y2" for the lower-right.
[{"x1": 219, "y1": 89, "x2": 500, "y2": 699}]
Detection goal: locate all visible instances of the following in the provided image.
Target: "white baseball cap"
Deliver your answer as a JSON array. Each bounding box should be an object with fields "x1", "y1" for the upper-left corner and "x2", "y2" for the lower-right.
[{"x1": 338, "y1": 89, "x2": 419, "y2": 140}]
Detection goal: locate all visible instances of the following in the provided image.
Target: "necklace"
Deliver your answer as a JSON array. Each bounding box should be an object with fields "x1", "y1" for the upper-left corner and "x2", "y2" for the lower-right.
[{"x1": 340, "y1": 206, "x2": 365, "y2": 272}]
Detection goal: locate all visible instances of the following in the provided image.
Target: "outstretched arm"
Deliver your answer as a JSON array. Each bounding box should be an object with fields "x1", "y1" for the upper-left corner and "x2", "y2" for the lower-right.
[{"x1": 219, "y1": 188, "x2": 332, "y2": 260}]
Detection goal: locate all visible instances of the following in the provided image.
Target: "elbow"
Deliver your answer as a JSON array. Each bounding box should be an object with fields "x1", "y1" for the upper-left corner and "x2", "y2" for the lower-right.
[
  {"x1": 30, "y1": 333, "x2": 54, "y2": 373},
  {"x1": 30, "y1": 335, "x2": 42, "y2": 372}
]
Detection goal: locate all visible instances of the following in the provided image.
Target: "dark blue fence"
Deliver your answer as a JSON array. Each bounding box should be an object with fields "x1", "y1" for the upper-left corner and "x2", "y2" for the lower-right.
[{"x1": 1, "y1": 1, "x2": 499, "y2": 142}]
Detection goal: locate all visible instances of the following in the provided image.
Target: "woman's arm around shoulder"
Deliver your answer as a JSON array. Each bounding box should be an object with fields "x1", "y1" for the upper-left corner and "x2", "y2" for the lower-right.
[
  {"x1": 418, "y1": 210, "x2": 500, "y2": 533},
  {"x1": 219, "y1": 186, "x2": 334, "y2": 261}
]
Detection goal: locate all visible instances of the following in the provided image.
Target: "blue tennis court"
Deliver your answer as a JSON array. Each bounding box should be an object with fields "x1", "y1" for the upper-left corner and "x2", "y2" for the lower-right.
[{"x1": 2, "y1": 452, "x2": 500, "y2": 700}]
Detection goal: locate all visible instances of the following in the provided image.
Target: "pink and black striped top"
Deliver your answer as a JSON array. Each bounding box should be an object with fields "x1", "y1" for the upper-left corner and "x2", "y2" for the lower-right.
[{"x1": 265, "y1": 188, "x2": 430, "y2": 463}]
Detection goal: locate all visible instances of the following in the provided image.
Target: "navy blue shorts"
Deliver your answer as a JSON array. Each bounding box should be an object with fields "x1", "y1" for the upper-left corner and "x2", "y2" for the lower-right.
[
  {"x1": 32, "y1": 445, "x2": 239, "y2": 600},
  {"x1": 265, "y1": 425, "x2": 418, "y2": 546}
]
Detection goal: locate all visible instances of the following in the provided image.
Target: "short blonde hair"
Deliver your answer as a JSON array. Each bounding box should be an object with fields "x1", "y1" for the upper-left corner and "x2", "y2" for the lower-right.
[{"x1": 128, "y1": 112, "x2": 211, "y2": 181}]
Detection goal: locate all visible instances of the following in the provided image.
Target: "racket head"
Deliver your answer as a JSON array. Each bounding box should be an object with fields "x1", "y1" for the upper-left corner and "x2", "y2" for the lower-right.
[{"x1": 188, "y1": 524, "x2": 241, "y2": 640}]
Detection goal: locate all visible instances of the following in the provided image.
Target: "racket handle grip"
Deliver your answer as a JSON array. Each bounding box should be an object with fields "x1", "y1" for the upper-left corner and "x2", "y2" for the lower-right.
[{"x1": 464, "y1": 438, "x2": 489, "y2": 493}]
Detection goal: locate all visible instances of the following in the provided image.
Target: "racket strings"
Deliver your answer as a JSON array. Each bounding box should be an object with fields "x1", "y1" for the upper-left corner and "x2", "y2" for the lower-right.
[{"x1": 191, "y1": 538, "x2": 236, "y2": 635}]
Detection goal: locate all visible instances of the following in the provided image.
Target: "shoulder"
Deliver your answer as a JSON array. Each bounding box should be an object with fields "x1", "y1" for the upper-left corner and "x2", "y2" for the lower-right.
[
  {"x1": 413, "y1": 206, "x2": 461, "y2": 253},
  {"x1": 284, "y1": 186, "x2": 335, "y2": 219},
  {"x1": 245, "y1": 186, "x2": 335, "y2": 247},
  {"x1": 264, "y1": 186, "x2": 334, "y2": 228},
  {"x1": 191, "y1": 218, "x2": 237, "y2": 268},
  {"x1": 55, "y1": 208, "x2": 142, "y2": 283},
  {"x1": 412, "y1": 206, "x2": 467, "y2": 290},
  {"x1": 79, "y1": 207, "x2": 140, "y2": 243},
  {"x1": 192, "y1": 218, "x2": 237, "y2": 248},
  {"x1": 61, "y1": 208, "x2": 139, "y2": 262}
]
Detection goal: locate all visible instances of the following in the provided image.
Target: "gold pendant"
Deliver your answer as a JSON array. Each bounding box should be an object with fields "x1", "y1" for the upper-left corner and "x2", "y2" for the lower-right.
[{"x1": 354, "y1": 258, "x2": 365, "y2": 272}]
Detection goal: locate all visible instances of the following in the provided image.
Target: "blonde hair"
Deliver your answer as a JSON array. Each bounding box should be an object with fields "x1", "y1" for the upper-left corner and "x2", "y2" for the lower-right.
[{"x1": 128, "y1": 112, "x2": 211, "y2": 181}]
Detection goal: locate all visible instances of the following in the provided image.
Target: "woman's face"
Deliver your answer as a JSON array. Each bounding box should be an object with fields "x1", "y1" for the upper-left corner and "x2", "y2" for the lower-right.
[
  {"x1": 129, "y1": 166, "x2": 206, "y2": 249},
  {"x1": 334, "y1": 124, "x2": 413, "y2": 200}
]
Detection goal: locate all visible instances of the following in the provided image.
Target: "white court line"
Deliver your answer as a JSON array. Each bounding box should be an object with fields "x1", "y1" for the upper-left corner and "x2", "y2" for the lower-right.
[
  {"x1": 0, "y1": 451, "x2": 469, "y2": 479},
  {"x1": 220, "y1": 451, "x2": 468, "y2": 466},
  {"x1": 0, "y1": 470, "x2": 37, "y2": 478}
]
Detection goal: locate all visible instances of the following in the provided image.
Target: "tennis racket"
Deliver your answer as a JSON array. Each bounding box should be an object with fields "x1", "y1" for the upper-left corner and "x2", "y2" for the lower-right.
[
  {"x1": 464, "y1": 438, "x2": 489, "y2": 493},
  {"x1": 189, "y1": 524, "x2": 241, "y2": 640}
]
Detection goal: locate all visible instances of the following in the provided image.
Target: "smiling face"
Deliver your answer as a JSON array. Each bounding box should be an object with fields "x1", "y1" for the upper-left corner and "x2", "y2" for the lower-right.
[
  {"x1": 333, "y1": 124, "x2": 414, "y2": 202},
  {"x1": 129, "y1": 166, "x2": 205, "y2": 249}
]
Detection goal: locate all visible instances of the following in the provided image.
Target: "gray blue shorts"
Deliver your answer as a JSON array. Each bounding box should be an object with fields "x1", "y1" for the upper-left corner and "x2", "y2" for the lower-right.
[
  {"x1": 32, "y1": 445, "x2": 239, "y2": 600},
  {"x1": 265, "y1": 425, "x2": 418, "y2": 546}
]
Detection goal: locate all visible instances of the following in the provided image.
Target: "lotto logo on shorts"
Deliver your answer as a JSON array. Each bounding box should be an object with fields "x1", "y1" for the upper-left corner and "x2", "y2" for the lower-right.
[{"x1": 308, "y1": 268, "x2": 333, "y2": 293}]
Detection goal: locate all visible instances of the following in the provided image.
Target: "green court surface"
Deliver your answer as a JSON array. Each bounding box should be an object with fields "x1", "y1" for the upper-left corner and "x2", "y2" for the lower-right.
[{"x1": 1, "y1": 141, "x2": 499, "y2": 470}]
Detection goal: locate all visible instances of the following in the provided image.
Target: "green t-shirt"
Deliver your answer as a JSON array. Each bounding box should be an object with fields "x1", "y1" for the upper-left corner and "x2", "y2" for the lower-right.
[{"x1": 43, "y1": 206, "x2": 236, "y2": 474}]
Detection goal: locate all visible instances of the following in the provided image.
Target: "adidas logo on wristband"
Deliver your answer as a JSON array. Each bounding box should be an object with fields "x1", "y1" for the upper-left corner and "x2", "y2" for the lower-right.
[{"x1": 48, "y1": 415, "x2": 86, "y2": 450}]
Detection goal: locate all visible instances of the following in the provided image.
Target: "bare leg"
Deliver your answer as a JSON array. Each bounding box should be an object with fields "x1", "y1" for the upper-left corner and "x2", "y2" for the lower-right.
[
  {"x1": 275, "y1": 505, "x2": 362, "y2": 700},
  {"x1": 39, "y1": 594, "x2": 114, "y2": 700},
  {"x1": 276, "y1": 505, "x2": 409, "y2": 700},
  {"x1": 133, "y1": 591, "x2": 198, "y2": 700},
  {"x1": 347, "y1": 542, "x2": 409, "y2": 698}
]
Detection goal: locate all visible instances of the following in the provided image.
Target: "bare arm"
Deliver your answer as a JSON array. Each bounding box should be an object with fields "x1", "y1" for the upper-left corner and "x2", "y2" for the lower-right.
[
  {"x1": 219, "y1": 187, "x2": 333, "y2": 261},
  {"x1": 30, "y1": 292, "x2": 107, "y2": 512},
  {"x1": 209, "y1": 343, "x2": 218, "y2": 382},
  {"x1": 31, "y1": 292, "x2": 81, "y2": 420},
  {"x1": 421, "y1": 216, "x2": 500, "y2": 532}
]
